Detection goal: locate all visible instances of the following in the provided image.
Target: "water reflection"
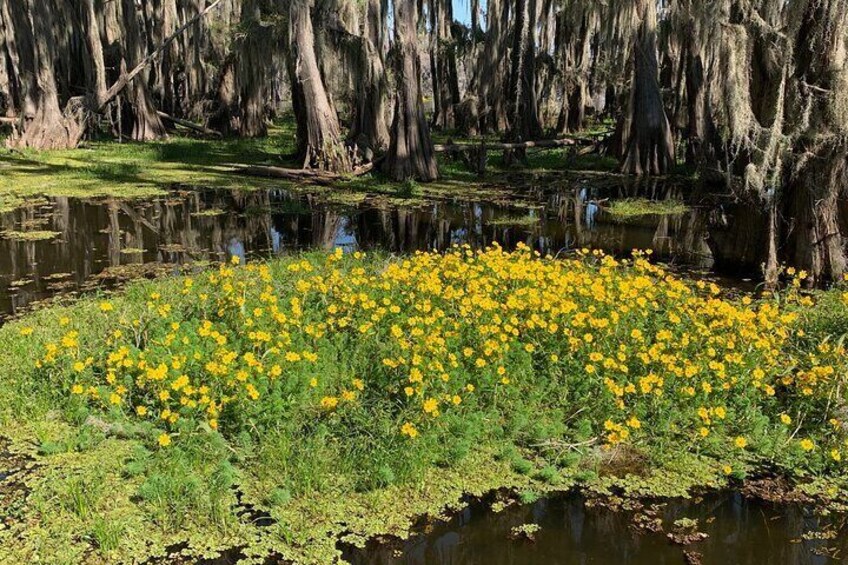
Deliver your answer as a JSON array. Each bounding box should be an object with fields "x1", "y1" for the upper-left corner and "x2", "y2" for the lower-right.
[
  {"x1": 0, "y1": 180, "x2": 718, "y2": 321},
  {"x1": 342, "y1": 492, "x2": 847, "y2": 565}
]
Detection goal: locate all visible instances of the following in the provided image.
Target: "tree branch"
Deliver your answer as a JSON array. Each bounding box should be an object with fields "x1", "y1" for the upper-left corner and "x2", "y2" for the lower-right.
[{"x1": 96, "y1": 0, "x2": 224, "y2": 112}]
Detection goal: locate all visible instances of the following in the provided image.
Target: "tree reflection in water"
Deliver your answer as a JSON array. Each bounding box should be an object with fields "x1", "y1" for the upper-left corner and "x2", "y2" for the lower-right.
[{"x1": 0, "y1": 179, "x2": 761, "y2": 322}]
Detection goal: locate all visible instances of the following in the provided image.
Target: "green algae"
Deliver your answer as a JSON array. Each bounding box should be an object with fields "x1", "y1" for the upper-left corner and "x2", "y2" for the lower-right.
[{"x1": 607, "y1": 198, "x2": 690, "y2": 219}]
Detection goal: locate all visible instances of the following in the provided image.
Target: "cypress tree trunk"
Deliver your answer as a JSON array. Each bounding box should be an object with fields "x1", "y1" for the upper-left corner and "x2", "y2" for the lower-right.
[
  {"x1": 683, "y1": 19, "x2": 707, "y2": 167},
  {"x1": 618, "y1": 0, "x2": 675, "y2": 175},
  {"x1": 555, "y1": 11, "x2": 593, "y2": 134},
  {"x1": 507, "y1": 0, "x2": 542, "y2": 144},
  {"x1": 350, "y1": 0, "x2": 389, "y2": 155},
  {"x1": 783, "y1": 150, "x2": 847, "y2": 284},
  {"x1": 236, "y1": 0, "x2": 269, "y2": 138},
  {"x1": 7, "y1": 0, "x2": 84, "y2": 150},
  {"x1": 183, "y1": 0, "x2": 209, "y2": 116},
  {"x1": 383, "y1": 0, "x2": 438, "y2": 181},
  {"x1": 473, "y1": 0, "x2": 508, "y2": 133},
  {"x1": 79, "y1": 0, "x2": 108, "y2": 108},
  {"x1": 0, "y1": 1, "x2": 14, "y2": 118},
  {"x1": 0, "y1": 41, "x2": 8, "y2": 119},
  {"x1": 208, "y1": 55, "x2": 241, "y2": 136},
  {"x1": 152, "y1": 0, "x2": 179, "y2": 115},
  {"x1": 432, "y1": 0, "x2": 460, "y2": 130},
  {"x1": 121, "y1": 0, "x2": 168, "y2": 141},
  {"x1": 780, "y1": 0, "x2": 848, "y2": 284},
  {"x1": 428, "y1": 3, "x2": 440, "y2": 129},
  {"x1": 0, "y1": 0, "x2": 39, "y2": 120},
  {"x1": 289, "y1": 0, "x2": 351, "y2": 172}
]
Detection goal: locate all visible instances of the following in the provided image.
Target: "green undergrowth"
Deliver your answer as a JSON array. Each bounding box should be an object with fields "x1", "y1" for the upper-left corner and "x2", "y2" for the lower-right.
[
  {"x1": 0, "y1": 119, "x2": 639, "y2": 214},
  {"x1": 0, "y1": 122, "x2": 300, "y2": 212},
  {"x1": 0, "y1": 247, "x2": 846, "y2": 564},
  {"x1": 1, "y1": 115, "x2": 703, "y2": 216}
]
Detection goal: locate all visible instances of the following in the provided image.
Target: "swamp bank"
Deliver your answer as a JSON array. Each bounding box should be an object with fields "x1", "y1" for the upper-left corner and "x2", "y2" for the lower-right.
[{"x1": 0, "y1": 245, "x2": 846, "y2": 563}]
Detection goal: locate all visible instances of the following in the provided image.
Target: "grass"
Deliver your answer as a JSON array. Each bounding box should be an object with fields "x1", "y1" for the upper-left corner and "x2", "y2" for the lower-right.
[
  {"x1": 336, "y1": 161, "x2": 510, "y2": 204},
  {"x1": 0, "y1": 247, "x2": 846, "y2": 563},
  {"x1": 0, "y1": 121, "x2": 300, "y2": 212},
  {"x1": 607, "y1": 198, "x2": 691, "y2": 219},
  {"x1": 0, "y1": 118, "x2": 648, "y2": 215},
  {"x1": 0, "y1": 129, "x2": 527, "y2": 213},
  {"x1": 1, "y1": 115, "x2": 705, "y2": 219}
]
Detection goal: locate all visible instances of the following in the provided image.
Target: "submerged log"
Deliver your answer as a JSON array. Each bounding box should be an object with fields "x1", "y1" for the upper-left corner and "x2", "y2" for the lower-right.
[
  {"x1": 433, "y1": 137, "x2": 592, "y2": 153},
  {"x1": 227, "y1": 161, "x2": 377, "y2": 185}
]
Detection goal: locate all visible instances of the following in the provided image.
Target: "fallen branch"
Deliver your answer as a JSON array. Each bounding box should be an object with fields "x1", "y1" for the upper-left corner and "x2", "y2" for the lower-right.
[
  {"x1": 227, "y1": 161, "x2": 377, "y2": 185},
  {"x1": 157, "y1": 111, "x2": 222, "y2": 138},
  {"x1": 97, "y1": 0, "x2": 224, "y2": 112},
  {"x1": 433, "y1": 137, "x2": 592, "y2": 153}
]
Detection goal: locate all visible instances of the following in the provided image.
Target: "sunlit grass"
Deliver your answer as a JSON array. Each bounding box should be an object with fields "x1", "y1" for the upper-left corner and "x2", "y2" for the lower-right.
[
  {"x1": 0, "y1": 121, "x2": 300, "y2": 212},
  {"x1": 0, "y1": 119, "x2": 633, "y2": 213}
]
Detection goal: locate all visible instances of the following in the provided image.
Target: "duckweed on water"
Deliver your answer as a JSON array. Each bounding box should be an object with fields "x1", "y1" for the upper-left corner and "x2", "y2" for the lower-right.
[
  {"x1": 0, "y1": 230, "x2": 62, "y2": 241},
  {"x1": 485, "y1": 214, "x2": 542, "y2": 227},
  {"x1": 1, "y1": 246, "x2": 847, "y2": 563},
  {"x1": 607, "y1": 198, "x2": 690, "y2": 219}
]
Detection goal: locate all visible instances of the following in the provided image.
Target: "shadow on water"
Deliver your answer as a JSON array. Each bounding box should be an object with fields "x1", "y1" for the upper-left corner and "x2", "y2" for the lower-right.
[
  {"x1": 0, "y1": 176, "x2": 761, "y2": 321},
  {"x1": 341, "y1": 491, "x2": 848, "y2": 565}
]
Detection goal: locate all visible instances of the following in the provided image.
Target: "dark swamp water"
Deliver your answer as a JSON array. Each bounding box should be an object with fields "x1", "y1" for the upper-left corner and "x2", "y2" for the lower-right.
[
  {"x1": 0, "y1": 175, "x2": 766, "y2": 321},
  {"x1": 341, "y1": 491, "x2": 848, "y2": 565}
]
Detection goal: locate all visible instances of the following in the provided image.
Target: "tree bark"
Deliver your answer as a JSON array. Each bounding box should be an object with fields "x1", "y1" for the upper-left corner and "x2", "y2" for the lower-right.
[
  {"x1": 79, "y1": 0, "x2": 109, "y2": 109},
  {"x1": 6, "y1": 0, "x2": 84, "y2": 150},
  {"x1": 383, "y1": 0, "x2": 438, "y2": 181},
  {"x1": 0, "y1": 2, "x2": 13, "y2": 117},
  {"x1": 506, "y1": 0, "x2": 542, "y2": 154},
  {"x1": 555, "y1": 11, "x2": 593, "y2": 134},
  {"x1": 238, "y1": 5, "x2": 268, "y2": 138},
  {"x1": 473, "y1": 0, "x2": 508, "y2": 133},
  {"x1": 683, "y1": 19, "x2": 706, "y2": 167},
  {"x1": 207, "y1": 54, "x2": 241, "y2": 135},
  {"x1": 0, "y1": 0, "x2": 37, "y2": 120},
  {"x1": 350, "y1": 0, "x2": 389, "y2": 155},
  {"x1": 120, "y1": 0, "x2": 168, "y2": 141},
  {"x1": 617, "y1": 0, "x2": 675, "y2": 175},
  {"x1": 780, "y1": 0, "x2": 848, "y2": 284},
  {"x1": 431, "y1": 0, "x2": 461, "y2": 130},
  {"x1": 289, "y1": 0, "x2": 351, "y2": 172}
]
